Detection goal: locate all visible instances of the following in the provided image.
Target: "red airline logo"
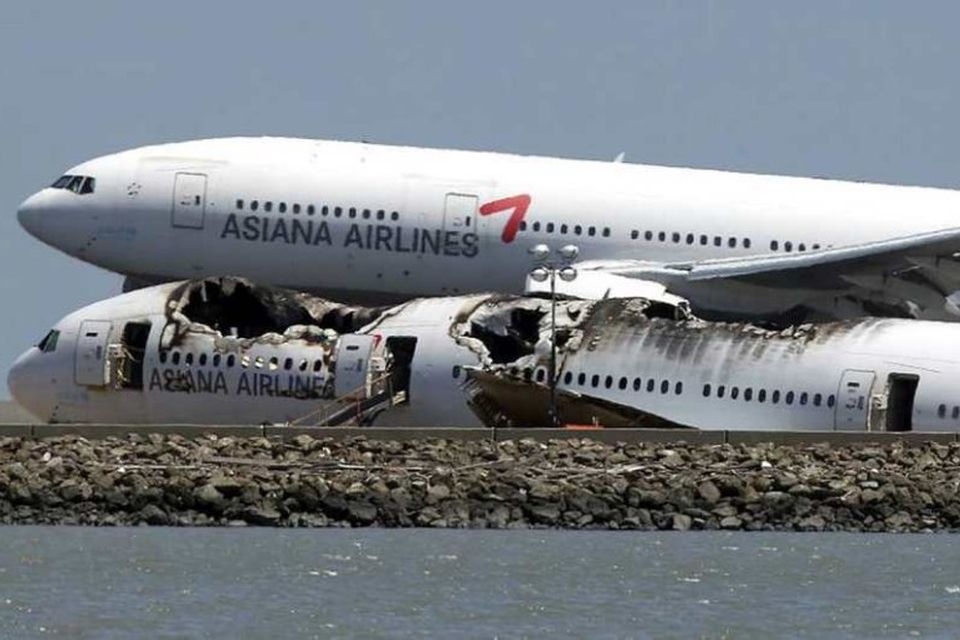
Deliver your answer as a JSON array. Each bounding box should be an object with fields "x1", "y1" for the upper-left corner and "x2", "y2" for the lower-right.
[{"x1": 479, "y1": 194, "x2": 531, "y2": 244}]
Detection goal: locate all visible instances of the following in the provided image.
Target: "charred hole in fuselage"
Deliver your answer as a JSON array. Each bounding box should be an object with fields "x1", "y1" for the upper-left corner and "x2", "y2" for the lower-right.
[
  {"x1": 177, "y1": 277, "x2": 386, "y2": 338},
  {"x1": 469, "y1": 307, "x2": 546, "y2": 364}
]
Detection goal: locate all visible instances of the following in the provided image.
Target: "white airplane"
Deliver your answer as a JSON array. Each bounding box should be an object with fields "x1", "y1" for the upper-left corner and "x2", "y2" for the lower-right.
[
  {"x1": 9, "y1": 276, "x2": 960, "y2": 432},
  {"x1": 16, "y1": 137, "x2": 960, "y2": 322}
]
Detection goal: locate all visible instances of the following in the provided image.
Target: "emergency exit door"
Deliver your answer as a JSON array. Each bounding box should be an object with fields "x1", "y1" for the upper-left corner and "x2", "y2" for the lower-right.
[
  {"x1": 75, "y1": 320, "x2": 112, "y2": 386},
  {"x1": 334, "y1": 335, "x2": 376, "y2": 398},
  {"x1": 443, "y1": 193, "x2": 478, "y2": 232},
  {"x1": 171, "y1": 173, "x2": 207, "y2": 229},
  {"x1": 834, "y1": 369, "x2": 875, "y2": 430}
]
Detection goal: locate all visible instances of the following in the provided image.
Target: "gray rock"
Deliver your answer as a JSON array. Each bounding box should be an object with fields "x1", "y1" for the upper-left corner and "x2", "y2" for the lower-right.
[
  {"x1": 347, "y1": 500, "x2": 378, "y2": 525},
  {"x1": 672, "y1": 513, "x2": 692, "y2": 531},
  {"x1": 720, "y1": 516, "x2": 743, "y2": 530},
  {"x1": 698, "y1": 481, "x2": 721, "y2": 504},
  {"x1": 194, "y1": 484, "x2": 226, "y2": 511}
]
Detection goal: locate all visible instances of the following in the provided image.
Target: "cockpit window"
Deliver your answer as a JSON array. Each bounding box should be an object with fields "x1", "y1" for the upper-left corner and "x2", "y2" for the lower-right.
[
  {"x1": 50, "y1": 175, "x2": 95, "y2": 195},
  {"x1": 37, "y1": 330, "x2": 60, "y2": 353}
]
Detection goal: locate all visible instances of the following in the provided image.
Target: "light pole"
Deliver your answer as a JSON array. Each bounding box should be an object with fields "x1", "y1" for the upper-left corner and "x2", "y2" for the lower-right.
[{"x1": 529, "y1": 243, "x2": 579, "y2": 428}]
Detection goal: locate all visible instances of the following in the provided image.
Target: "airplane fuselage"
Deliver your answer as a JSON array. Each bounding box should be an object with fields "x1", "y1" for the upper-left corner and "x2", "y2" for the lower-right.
[{"x1": 18, "y1": 138, "x2": 960, "y2": 308}]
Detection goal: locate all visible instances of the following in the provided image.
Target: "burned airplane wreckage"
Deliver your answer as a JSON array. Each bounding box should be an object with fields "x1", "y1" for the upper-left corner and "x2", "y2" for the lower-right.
[{"x1": 10, "y1": 276, "x2": 960, "y2": 431}]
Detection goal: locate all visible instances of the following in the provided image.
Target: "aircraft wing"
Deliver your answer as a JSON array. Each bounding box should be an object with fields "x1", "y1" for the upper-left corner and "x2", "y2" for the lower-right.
[{"x1": 564, "y1": 227, "x2": 960, "y2": 320}]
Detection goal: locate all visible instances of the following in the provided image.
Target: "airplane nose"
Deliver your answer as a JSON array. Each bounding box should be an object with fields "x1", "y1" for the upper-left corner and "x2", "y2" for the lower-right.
[
  {"x1": 7, "y1": 348, "x2": 48, "y2": 422},
  {"x1": 17, "y1": 191, "x2": 51, "y2": 241}
]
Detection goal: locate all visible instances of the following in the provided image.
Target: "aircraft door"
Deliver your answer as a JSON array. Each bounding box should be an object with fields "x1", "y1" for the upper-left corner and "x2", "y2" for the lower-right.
[
  {"x1": 75, "y1": 320, "x2": 113, "y2": 386},
  {"x1": 443, "y1": 193, "x2": 478, "y2": 234},
  {"x1": 334, "y1": 335, "x2": 376, "y2": 398},
  {"x1": 834, "y1": 369, "x2": 875, "y2": 430},
  {"x1": 171, "y1": 173, "x2": 207, "y2": 229}
]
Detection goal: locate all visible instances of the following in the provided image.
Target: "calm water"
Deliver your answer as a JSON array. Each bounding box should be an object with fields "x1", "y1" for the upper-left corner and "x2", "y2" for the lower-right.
[{"x1": 0, "y1": 528, "x2": 958, "y2": 639}]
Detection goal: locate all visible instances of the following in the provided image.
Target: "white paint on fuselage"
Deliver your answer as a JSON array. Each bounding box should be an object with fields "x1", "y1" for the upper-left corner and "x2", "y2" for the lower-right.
[{"x1": 18, "y1": 137, "x2": 960, "y2": 305}]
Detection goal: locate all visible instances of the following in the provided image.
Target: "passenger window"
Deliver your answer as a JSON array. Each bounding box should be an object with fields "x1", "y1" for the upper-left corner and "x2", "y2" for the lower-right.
[
  {"x1": 561, "y1": 224, "x2": 568, "y2": 234},
  {"x1": 645, "y1": 231, "x2": 653, "y2": 241},
  {"x1": 604, "y1": 375, "x2": 613, "y2": 389},
  {"x1": 391, "y1": 212, "x2": 400, "y2": 221},
  {"x1": 938, "y1": 404, "x2": 947, "y2": 418},
  {"x1": 265, "y1": 202, "x2": 273, "y2": 212},
  {"x1": 671, "y1": 232, "x2": 680, "y2": 243},
  {"x1": 279, "y1": 203, "x2": 287, "y2": 213},
  {"x1": 577, "y1": 373, "x2": 586, "y2": 385},
  {"x1": 728, "y1": 237, "x2": 737, "y2": 248},
  {"x1": 299, "y1": 359, "x2": 308, "y2": 372},
  {"x1": 731, "y1": 387, "x2": 739, "y2": 399},
  {"x1": 213, "y1": 354, "x2": 221, "y2": 367},
  {"x1": 251, "y1": 201, "x2": 259, "y2": 211},
  {"x1": 284, "y1": 357, "x2": 293, "y2": 371},
  {"x1": 675, "y1": 381, "x2": 683, "y2": 395},
  {"x1": 812, "y1": 244, "x2": 821, "y2": 250},
  {"x1": 334, "y1": 207, "x2": 342, "y2": 217},
  {"x1": 813, "y1": 393, "x2": 822, "y2": 406},
  {"x1": 602, "y1": 228, "x2": 610, "y2": 238},
  {"x1": 588, "y1": 227, "x2": 596, "y2": 237},
  {"x1": 591, "y1": 374, "x2": 600, "y2": 388},
  {"x1": 533, "y1": 222, "x2": 541, "y2": 232},
  {"x1": 703, "y1": 383, "x2": 711, "y2": 397},
  {"x1": 199, "y1": 353, "x2": 208, "y2": 367},
  {"x1": 452, "y1": 365, "x2": 461, "y2": 379},
  {"x1": 618, "y1": 377, "x2": 627, "y2": 390},
  {"x1": 631, "y1": 230, "x2": 639, "y2": 240},
  {"x1": 182, "y1": 352, "x2": 193, "y2": 366},
  {"x1": 758, "y1": 389, "x2": 766, "y2": 402},
  {"x1": 660, "y1": 380, "x2": 669, "y2": 394},
  {"x1": 770, "y1": 240, "x2": 779, "y2": 251},
  {"x1": 713, "y1": 236, "x2": 721, "y2": 247},
  {"x1": 236, "y1": 199, "x2": 244, "y2": 210},
  {"x1": 293, "y1": 204, "x2": 301, "y2": 214},
  {"x1": 633, "y1": 378, "x2": 641, "y2": 391},
  {"x1": 546, "y1": 222, "x2": 555, "y2": 233},
  {"x1": 699, "y1": 235, "x2": 707, "y2": 246},
  {"x1": 171, "y1": 351, "x2": 181, "y2": 365},
  {"x1": 536, "y1": 369, "x2": 546, "y2": 383},
  {"x1": 772, "y1": 390, "x2": 780, "y2": 403},
  {"x1": 658, "y1": 232, "x2": 666, "y2": 242},
  {"x1": 800, "y1": 392, "x2": 808, "y2": 405},
  {"x1": 646, "y1": 379, "x2": 655, "y2": 392},
  {"x1": 313, "y1": 360, "x2": 323, "y2": 372},
  {"x1": 349, "y1": 207, "x2": 357, "y2": 218},
  {"x1": 744, "y1": 388, "x2": 752, "y2": 401},
  {"x1": 953, "y1": 407, "x2": 959, "y2": 420},
  {"x1": 575, "y1": 225, "x2": 583, "y2": 235},
  {"x1": 784, "y1": 242, "x2": 793, "y2": 252},
  {"x1": 241, "y1": 355, "x2": 251, "y2": 368},
  {"x1": 363, "y1": 209, "x2": 371, "y2": 219},
  {"x1": 717, "y1": 385, "x2": 725, "y2": 398},
  {"x1": 786, "y1": 391, "x2": 795, "y2": 405},
  {"x1": 520, "y1": 221, "x2": 527, "y2": 231},
  {"x1": 377, "y1": 210, "x2": 385, "y2": 220},
  {"x1": 227, "y1": 355, "x2": 236, "y2": 368},
  {"x1": 307, "y1": 205, "x2": 316, "y2": 216},
  {"x1": 798, "y1": 243, "x2": 806, "y2": 252},
  {"x1": 563, "y1": 371, "x2": 573, "y2": 384},
  {"x1": 159, "y1": 350, "x2": 167, "y2": 364},
  {"x1": 686, "y1": 233, "x2": 694, "y2": 245},
  {"x1": 743, "y1": 238, "x2": 751, "y2": 249}
]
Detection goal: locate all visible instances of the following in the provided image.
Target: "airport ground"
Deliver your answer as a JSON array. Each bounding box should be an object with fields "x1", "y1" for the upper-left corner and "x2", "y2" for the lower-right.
[{"x1": 1, "y1": 411, "x2": 959, "y2": 532}]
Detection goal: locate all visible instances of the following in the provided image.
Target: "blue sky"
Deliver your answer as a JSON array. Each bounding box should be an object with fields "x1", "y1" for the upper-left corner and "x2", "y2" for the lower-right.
[{"x1": 3, "y1": 1, "x2": 960, "y2": 395}]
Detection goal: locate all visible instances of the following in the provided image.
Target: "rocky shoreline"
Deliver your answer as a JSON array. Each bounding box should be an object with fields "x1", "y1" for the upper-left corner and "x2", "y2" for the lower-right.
[{"x1": 1, "y1": 433, "x2": 960, "y2": 531}]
